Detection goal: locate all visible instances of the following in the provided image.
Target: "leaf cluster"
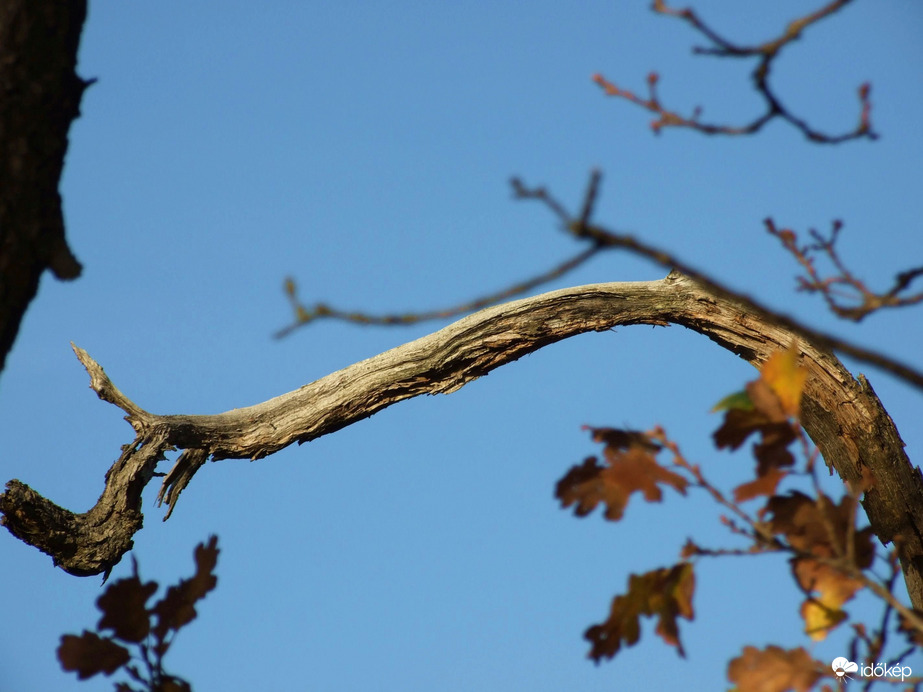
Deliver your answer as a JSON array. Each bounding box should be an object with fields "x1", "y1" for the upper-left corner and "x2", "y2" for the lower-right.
[
  {"x1": 556, "y1": 348, "x2": 923, "y2": 689},
  {"x1": 58, "y1": 537, "x2": 219, "y2": 692}
]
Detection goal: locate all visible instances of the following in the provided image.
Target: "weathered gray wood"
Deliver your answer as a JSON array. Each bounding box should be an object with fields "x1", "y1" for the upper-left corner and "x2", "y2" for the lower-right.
[{"x1": 2, "y1": 271, "x2": 921, "y2": 609}]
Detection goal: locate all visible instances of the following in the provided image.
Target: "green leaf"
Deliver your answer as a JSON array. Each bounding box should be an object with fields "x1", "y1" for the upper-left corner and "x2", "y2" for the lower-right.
[{"x1": 711, "y1": 390, "x2": 753, "y2": 413}]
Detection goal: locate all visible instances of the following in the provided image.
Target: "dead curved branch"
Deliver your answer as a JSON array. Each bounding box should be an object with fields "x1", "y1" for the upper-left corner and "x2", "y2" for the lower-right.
[{"x1": 2, "y1": 271, "x2": 922, "y2": 608}]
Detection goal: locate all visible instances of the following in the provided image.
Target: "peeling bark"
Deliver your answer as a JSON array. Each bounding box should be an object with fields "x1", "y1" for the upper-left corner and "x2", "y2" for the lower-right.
[{"x1": 2, "y1": 271, "x2": 921, "y2": 610}]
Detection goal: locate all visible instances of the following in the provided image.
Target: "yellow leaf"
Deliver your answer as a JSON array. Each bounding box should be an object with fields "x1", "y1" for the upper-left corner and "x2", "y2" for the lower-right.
[
  {"x1": 760, "y1": 346, "x2": 807, "y2": 418},
  {"x1": 801, "y1": 599, "x2": 848, "y2": 641},
  {"x1": 794, "y1": 559, "x2": 862, "y2": 640}
]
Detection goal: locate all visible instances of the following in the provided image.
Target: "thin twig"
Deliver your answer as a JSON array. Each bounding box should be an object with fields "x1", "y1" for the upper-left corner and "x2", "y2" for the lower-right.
[
  {"x1": 275, "y1": 245, "x2": 602, "y2": 338},
  {"x1": 513, "y1": 174, "x2": 923, "y2": 392},
  {"x1": 596, "y1": 0, "x2": 876, "y2": 143},
  {"x1": 650, "y1": 426, "x2": 785, "y2": 549},
  {"x1": 766, "y1": 219, "x2": 923, "y2": 321}
]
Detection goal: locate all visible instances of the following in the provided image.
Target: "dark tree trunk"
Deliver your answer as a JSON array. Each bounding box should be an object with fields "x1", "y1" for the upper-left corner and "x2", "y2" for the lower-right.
[{"x1": 0, "y1": 0, "x2": 88, "y2": 375}]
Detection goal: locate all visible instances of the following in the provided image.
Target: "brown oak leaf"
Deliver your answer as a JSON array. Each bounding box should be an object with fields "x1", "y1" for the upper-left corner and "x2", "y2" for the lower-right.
[
  {"x1": 58, "y1": 632, "x2": 130, "y2": 680},
  {"x1": 557, "y1": 444, "x2": 687, "y2": 521},
  {"x1": 152, "y1": 536, "x2": 220, "y2": 640},
  {"x1": 713, "y1": 346, "x2": 808, "y2": 477},
  {"x1": 762, "y1": 492, "x2": 875, "y2": 640},
  {"x1": 733, "y1": 467, "x2": 788, "y2": 503},
  {"x1": 727, "y1": 645, "x2": 823, "y2": 692},
  {"x1": 96, "y1": 558, "x2": 159, "y2": 643},
  {"x1": 585, "y1": 562, "x2": 695, "y2": 661},
  {"x1": 583, "y1": 426, "x2": 661, "y2": 452},
  {"x1": 713, "y1": 407, "x2": 797, "y2": 475}
]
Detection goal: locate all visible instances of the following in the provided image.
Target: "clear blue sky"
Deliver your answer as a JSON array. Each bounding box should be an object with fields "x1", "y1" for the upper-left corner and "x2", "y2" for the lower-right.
[{"x1": 3, "y1": 2, "x2": 923, "y2": 690}]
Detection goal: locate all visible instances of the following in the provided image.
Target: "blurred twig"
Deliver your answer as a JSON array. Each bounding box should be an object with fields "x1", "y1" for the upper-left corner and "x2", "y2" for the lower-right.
[
  {"x1": 512, "y1": 172, "x2": 923, "y2": 393},
  {"x1": 766, "y1": 218, "x2": 923, "y2": 321},
  {"x1": 594, "y1": 0, "x2": 877, "y2": 143},
  {"x1": 275, "y1": 244, "x2": 602, "y2": 338}
]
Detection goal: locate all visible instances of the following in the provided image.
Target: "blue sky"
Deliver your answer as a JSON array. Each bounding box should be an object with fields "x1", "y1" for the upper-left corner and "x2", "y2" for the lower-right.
[{"x1": 2, "y1": 2, "x2": 923, "y2": 690}]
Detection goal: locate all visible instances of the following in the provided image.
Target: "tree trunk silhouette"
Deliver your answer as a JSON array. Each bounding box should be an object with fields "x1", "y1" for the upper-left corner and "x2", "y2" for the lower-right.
[{"x1": 0, "y1": 0, "x2": 88, "y2": 376}]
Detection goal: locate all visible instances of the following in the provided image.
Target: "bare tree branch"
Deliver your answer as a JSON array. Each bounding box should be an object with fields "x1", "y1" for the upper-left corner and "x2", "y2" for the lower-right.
[
  {"x1": 594, "y1": 0, "x2": 877, "y2": 142},
  {"x1": 282, "y1": 171, "x2": 923, "y2": 393},
  {"x1": 3, "y1": 273, "x2": 922, "y2": 613},
  {"x1": 512, "y1": 174, "x2": 923, "y2": 392},
  {"x1": 766, "y1": 218, "x2": 923, "y2": 321},
  {"x1": 276, "y1": 245, "x2": 603, "y2": 336},
  {"x1": 277, "y1": 173, "x2": 608, "y2": 337}
]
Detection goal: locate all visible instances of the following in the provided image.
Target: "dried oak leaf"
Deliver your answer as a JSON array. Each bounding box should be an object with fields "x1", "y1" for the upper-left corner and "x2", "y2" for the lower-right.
[
  {"x1": 96, "y1": 558, "x2": 159, "y2": 643},
  {"x1": 557, "y1": 445, "x2": 687, "y2": 521},
  {"x1": 733, "y1": 467, "x2": 788, "y2": 504},
  {"x1": 795, "y1": 561, "x2": 853, "y2": 638},
  {"x1": 58, "y1": 631, "x2": 130, "y2": 680},
  {"x1": 152, "y1": 536, "x2": 220, "y2": 640},
  {"x1": 763, "y1": 492, "x2": 875, "y2": 640},
  {"x1": 727, "y1": 645, "x2": 823, "y2": 692},
  {"x1": 763, "y1": 493, "x2": 874, "y2": 561},
  {"x1": 713, "y1": 406, "x2": 797, "y2": 475},
  {"x1": 584, "y1": 426, "x2": 661, "y2": 452},
  {"x1": 713, "y1": 346, "x2": 807, "y2": 478},
  {"x1": 585, "y1": 562, "x2": 695, "y2": 661}
]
